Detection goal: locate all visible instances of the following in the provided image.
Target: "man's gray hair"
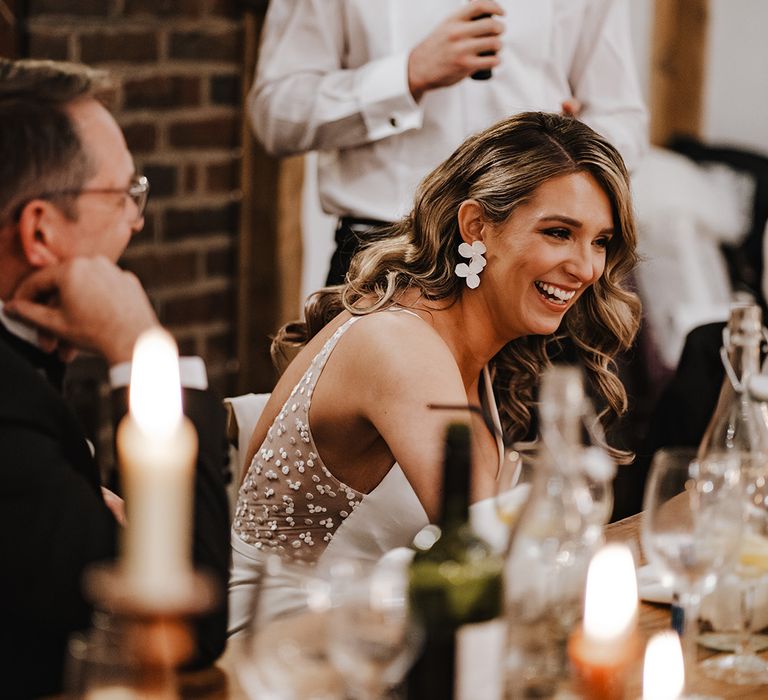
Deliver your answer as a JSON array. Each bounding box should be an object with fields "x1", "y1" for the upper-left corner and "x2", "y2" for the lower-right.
[{"x1": 0, "y1": 58, "x2": 112, "y2": 224}]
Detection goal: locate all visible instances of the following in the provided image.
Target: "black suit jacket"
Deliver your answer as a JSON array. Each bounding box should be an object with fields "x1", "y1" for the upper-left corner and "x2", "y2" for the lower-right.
[
  {"x1": 0, "y1": 327, "x2": 230, "y2": 698},
  {"x1": 612, "y1": 322, "x2": 726, "y2": 521}
]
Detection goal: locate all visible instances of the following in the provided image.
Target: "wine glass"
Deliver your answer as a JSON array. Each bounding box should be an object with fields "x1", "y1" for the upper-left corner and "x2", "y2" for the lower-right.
[
  {"x1": 494, "y1": 447, "x2": 533, "y2": 530},
  {"x1": 326, "y1": 553, "x2": 421, "y2": 700},
  {"x1": 641, "y1": 448, "x2": 743, "y2": 684},
  {"x1": 236, "y1": 555, "x2": 344, "y2": 700},
  {"x1": 699, "y1": 449, "x2": 768, "y2": 684}
]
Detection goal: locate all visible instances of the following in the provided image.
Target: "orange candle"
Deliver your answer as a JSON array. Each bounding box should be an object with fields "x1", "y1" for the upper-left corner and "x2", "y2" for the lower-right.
[{"x1": 568, "y1": 544, "x2": 640, "y2": 700}]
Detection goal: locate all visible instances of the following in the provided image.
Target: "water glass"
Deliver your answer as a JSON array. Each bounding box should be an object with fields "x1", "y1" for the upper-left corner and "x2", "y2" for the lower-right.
[
  {"x1": 326, "y1": 553, "x2": 421, "y2": 700},
  {"x1": 236, "y1": 555, "x2": 343, "y2": 700}
]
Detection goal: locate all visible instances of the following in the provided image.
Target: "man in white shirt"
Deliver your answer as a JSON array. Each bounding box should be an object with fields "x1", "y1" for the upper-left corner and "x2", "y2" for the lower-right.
[
  {"x1": 0, "y1": 58, "x2": 229, "y2": 697},
  {"x1": 250, "y1": 0, "x2": 648, "y2": 284}
]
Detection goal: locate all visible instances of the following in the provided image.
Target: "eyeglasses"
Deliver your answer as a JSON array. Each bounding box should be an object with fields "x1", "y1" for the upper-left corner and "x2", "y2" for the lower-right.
[{"x1": 37, "y1": 175, "x2": 150, "y2": 221}]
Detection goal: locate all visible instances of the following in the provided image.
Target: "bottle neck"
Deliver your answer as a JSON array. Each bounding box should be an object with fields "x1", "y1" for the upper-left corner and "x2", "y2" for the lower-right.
[
  {"x1": 439, "y1": 426, "x2": 471, "y2": 529},
  {"x1": 728, "y1": 340, "x2": 761, "y2": 386}
]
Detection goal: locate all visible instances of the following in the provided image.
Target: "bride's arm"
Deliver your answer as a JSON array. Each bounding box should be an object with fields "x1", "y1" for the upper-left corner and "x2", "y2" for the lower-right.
[{"x1": 343, "y1": 314, "x2": 474, "y2": 521}]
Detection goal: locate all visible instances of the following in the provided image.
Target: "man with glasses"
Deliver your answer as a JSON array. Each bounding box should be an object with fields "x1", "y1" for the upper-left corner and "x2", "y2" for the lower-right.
[{"x1": 0, "y1": 58, "x2": 229, "y2": 697}]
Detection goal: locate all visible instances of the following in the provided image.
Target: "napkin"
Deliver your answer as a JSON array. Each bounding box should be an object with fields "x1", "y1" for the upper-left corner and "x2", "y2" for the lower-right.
[{"x1": 636, "y1": 563, "x2": 674, "y2": 605}]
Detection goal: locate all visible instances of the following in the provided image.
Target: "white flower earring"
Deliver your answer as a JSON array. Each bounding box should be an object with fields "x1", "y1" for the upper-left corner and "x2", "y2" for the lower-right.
[{"x1": 455, "y1": 240, "x2": 487, "y2": 289}]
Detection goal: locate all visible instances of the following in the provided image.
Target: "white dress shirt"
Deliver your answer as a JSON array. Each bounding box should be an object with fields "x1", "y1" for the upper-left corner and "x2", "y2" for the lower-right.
[{"x1": 250, "y1": 0, "x2": 648, "y2": 223}]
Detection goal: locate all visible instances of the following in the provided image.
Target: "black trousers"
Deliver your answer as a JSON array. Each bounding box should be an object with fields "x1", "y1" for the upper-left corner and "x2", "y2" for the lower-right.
[{"x1": 325, "y1": 217, "x2": 391, "y2": 286}]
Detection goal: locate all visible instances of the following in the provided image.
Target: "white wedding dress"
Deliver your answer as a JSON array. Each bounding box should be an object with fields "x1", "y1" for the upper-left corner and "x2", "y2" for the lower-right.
[{"x1": 228, "y1": 312, "x2": 504, "y2": 636}]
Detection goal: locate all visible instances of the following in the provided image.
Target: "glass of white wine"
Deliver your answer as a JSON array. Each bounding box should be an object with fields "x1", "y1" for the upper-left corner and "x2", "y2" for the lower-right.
[
  {"x1": 700, "y1": 452, "x2": 768, "y2": 684},
  {"x1": 494, "y1": 447, "x2": 533, "y2": 531},
  {"x1": 642, "y1": 448, "x2": 743, "y2": 685}
]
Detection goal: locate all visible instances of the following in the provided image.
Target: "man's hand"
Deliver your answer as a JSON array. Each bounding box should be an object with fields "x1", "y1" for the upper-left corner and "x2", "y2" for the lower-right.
[
  {"x1": 5, "y1": 256, "x2": 159, "y2": 366},
  {"x1": 408, "y1": 0, "x2": 505, "y2": 101}
]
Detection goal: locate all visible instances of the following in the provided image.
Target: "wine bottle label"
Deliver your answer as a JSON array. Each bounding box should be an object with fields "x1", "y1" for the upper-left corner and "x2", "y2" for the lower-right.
[{"x1": 455, "y1": 618, "x2": 505, "y2": 700}]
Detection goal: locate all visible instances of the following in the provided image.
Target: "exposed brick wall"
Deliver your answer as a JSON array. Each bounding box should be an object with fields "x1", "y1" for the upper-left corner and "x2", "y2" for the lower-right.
[{"x1": 24, "y1": 0, "x2": 246, "y2": 468}]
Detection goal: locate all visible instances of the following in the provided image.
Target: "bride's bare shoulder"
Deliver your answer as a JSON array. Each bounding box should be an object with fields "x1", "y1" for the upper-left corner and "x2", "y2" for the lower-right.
[{"x1": 335, "y1": 309, "x2": 459, "y2": 382}]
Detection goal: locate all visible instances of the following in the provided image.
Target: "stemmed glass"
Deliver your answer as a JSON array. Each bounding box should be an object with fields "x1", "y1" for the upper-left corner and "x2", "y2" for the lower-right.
[
  {"x1": 700, "y1": 449, "x2": 768, "y2": 684},
  {"x1": 236, "y1": 555, "x2": 344, "y2": 700},
  {"x1": 326, "y1": 553, "x2": 421, "y2": 700},
  {"x1": 641, "y1": 448, "x2": 743, "y2": 685},
  {"x1": 494, "y1": 448, "x2": 532, "y2": 531}
]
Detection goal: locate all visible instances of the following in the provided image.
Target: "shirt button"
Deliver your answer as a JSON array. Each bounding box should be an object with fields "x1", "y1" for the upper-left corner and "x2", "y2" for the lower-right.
[{"x1": 389, "y1": 116, "x2": 398, "y2": 127}]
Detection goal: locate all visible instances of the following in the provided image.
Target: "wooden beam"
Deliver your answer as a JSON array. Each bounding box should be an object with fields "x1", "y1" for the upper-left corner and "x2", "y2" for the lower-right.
[
  {"x1": 237, "y1": 9, "x2": 304, "y2": 393},
  {"x1": 650, "y1": 0, "x2": 709, "y2": 146}
]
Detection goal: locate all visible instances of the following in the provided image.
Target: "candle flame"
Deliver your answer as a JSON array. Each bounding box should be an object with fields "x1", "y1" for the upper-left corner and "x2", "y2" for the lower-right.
[
  {"x1": 583, "y1": 543, "x2": 637, "y2": 642},
  {"x1": 643, "y1": 631, "x2": 684, "y2": 700},
  {"x1": 129, "y1": 328, "x2": 182, "y2": 438}
]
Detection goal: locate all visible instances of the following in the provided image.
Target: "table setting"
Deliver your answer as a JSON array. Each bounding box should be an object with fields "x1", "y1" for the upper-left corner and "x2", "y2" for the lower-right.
[{"x1": 61, "y1": 306, "x2": 768, "y2": 700}]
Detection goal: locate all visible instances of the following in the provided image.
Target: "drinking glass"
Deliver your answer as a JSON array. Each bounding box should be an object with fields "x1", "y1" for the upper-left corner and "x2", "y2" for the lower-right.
[
  {"x1": 65, "y1": 613, "x2": 145, "y2": 698},
  {"x1": 494, "y1": 448, "x2": 533, "y2": 531},
  {"x1": 700, "y1": 450, "x2": 768, "y2": 684},
  {"x1": 326, "y1": 553, "x2": 421, "y2": 700},
  {"x1": 236, "y1": 555, "x2": 344, "y2": 700},
  {"x1": 641, "y1": 448, "x2": 742, "y2": 683}
]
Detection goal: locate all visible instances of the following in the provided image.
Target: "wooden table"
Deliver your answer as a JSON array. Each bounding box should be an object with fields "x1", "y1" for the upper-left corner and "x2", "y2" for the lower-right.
[{"x1": 177, "y1": 512, "x2": 765, "y2": 699}]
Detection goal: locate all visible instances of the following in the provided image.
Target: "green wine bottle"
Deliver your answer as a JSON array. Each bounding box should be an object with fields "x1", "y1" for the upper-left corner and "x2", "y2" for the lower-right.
[{"x1": 406, "y1": 422, "x2": 504, "y2": 700}]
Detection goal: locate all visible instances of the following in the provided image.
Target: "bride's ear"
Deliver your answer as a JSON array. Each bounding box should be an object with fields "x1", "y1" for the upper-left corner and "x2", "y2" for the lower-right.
[{"x1": 457, "y1": 199, "x2": 486, "y2": 246}]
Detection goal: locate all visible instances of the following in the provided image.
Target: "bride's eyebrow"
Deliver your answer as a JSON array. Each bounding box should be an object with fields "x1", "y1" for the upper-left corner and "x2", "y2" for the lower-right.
[
  {"x1": 539, "y1": 215, "x2": 614, "y2": 236},
  {"x1": 539, "y1": 215, "x2": 582, "y2": 227}
]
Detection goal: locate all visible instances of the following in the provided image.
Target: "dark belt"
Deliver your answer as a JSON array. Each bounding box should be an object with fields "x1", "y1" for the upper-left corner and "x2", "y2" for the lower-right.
[
  {"x1": 338, "y1": 216, "x2": 390, "y2": 235},
  {"x1": 326, "y1": 217, "x2": 392, "y2": 286}
]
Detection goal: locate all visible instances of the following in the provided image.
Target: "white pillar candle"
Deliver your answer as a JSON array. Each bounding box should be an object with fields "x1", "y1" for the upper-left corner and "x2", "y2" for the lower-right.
[
  {"x1": 117, "y1": 328, "x2": 197, "y2": 602},
  {"x1": 583, "y1": 543, "x2": 639, "y2": 652},
  {"x1": 643, "y1": 632, "x2": 684, "y2": 700}
]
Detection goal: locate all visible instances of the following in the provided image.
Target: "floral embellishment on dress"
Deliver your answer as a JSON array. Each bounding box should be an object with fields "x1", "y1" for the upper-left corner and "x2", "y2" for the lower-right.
[{"x1": 455, "y1": 240, "x2": 487, "y2": 289}]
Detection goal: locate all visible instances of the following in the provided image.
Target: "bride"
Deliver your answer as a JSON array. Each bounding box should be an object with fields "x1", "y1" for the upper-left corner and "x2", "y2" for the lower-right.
[{"x1": 228, "y1": 112, "x2": 640, "y2": 633}]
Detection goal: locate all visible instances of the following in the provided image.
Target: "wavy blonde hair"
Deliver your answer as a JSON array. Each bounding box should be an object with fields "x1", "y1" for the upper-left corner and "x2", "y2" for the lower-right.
[{"x1": 274, "y1": 112, "x2": 641, "y2": 448}]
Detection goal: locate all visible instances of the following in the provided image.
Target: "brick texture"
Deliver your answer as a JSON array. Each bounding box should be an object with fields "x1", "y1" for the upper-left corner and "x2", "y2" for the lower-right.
[
  {"x1": 206, "y1": 160, "x2": 240, "y2": 192},
  {"x1": 25, "y1": 4, "x2": 248, "y2": 472},
  {"x1": 164, "y1": 202, "x2": 239, "y2": 240},
  {"x1": 123, "y1": 0, "x2": 203, "y2": 17},
  {"x1": 28, "y1": 33, "x2": 70, "y2": 60},
  {"x1": 168, "y1": 115, "x2": 240, "y2": 149},
  {"x1": 29, "y1": 0, "x2": 113, "y2": 15},
  {"x1": 79, "y1": 31, "x2": 160, "y2": 64},
  {"x1": 123, "y1": 75, "x2": 201, "y2": 111},
  {"x1": 121, "y1": 122, "x2": 158, "y2": 154},
  {"x1": 169, "y1": 28, "x2": 242, "y2": 63}
]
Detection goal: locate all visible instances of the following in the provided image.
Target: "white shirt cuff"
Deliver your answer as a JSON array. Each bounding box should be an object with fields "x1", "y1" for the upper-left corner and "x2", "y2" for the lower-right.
[
  {"x1": 109, "y1": 356, "x2": 208, "y2": 391},
  {"x1": 357, "y1": 51, "x2": 422, "y2": 140}
]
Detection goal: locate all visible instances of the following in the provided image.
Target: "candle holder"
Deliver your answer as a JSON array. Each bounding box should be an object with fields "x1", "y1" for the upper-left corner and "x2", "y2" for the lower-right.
[
  {"x1": 568, "y1": 625, "x2": 640, "y2": 700},
  {"x1": 80, "y1": 564, "x2": 219, "y2": 697}
]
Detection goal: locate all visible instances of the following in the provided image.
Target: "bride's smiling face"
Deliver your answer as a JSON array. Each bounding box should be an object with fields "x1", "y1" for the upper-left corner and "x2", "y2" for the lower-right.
[{"x1": 477, "y1": 171, "x2": 615, "y2": 339}]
